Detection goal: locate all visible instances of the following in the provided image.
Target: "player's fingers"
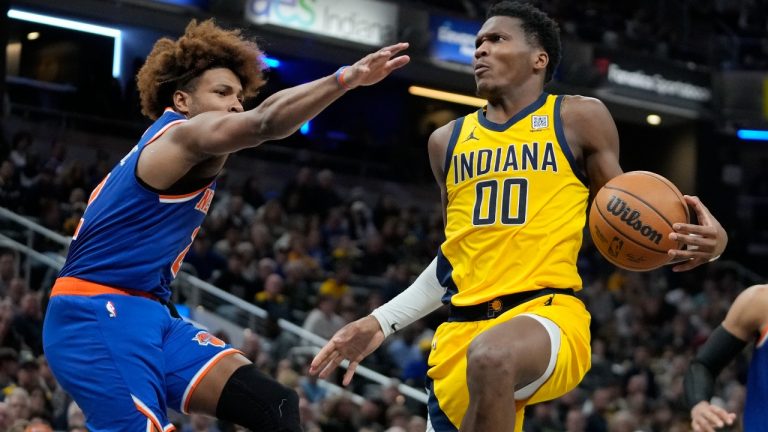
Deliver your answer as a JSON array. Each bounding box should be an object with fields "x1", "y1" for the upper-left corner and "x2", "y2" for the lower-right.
[
  {"x1": 317, "y1": 351, "x2": 342, "y2": 379},
  {"x1": 342, "y1": 361, "x2": 359, "y2": 386},
  {"x1": 693, "y1": 417, "x2": 715, "y2": 432},
  {"x1": 386, "y1": 55, "x2": 410, "y2": 70},
  {"x1": 669, "y1": 256, "x2": 703, "y2": 272},
  {"x1": 684, "y1": 195, "x2": 714, "y2": 224},
  {"x1": 669, "y1": 232, "x2": 712, "y2": 247},
  {"x1": 702, "y1": 408, "x2": 727, "y2": 429},
  {"x1": 672, "y1": 223, "x2": 716, "y2": 237},
  {"x1": 309, "y1": 342, "x2": 337, "y2": 373},
  {"x1": 378, "y1": 42, "x2": 409, "y2": 56}
]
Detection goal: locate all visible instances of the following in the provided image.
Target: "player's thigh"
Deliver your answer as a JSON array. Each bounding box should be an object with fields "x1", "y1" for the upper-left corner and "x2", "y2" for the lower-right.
[
  {"x1": 520, "y1": 295, "x2": 591, "y2": 404},
  {"x1": 163, "y1": 318, "x2": 244, "y2": 415},
  {"x1": 43, "y1": 295, "x2": 174, "y2": 431}
]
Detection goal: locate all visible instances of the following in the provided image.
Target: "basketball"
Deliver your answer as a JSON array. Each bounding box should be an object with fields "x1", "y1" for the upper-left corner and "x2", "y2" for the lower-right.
[{"x1": 589, "y1": 171, "x2": 690, "y2": 271}]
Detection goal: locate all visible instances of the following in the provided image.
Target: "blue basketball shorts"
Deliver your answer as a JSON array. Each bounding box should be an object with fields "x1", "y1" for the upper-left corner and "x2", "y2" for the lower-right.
[{"x1": 43, "y1": 277, "x2": 241, "y2": 432}]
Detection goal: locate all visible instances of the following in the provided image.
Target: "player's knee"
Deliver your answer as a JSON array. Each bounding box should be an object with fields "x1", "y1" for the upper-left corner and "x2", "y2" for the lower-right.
[
  {"x1": 467, "y1": 334, "x2": 516, "y2": 377},
  {"x1": 216, "y1": 364, "x2": 301, "y2": 432}
]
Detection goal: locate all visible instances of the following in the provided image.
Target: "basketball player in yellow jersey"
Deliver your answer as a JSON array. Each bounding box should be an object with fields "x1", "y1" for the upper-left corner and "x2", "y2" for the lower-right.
[{"x1": 310, "y1": 2, "x2": 728, "y2": 431}]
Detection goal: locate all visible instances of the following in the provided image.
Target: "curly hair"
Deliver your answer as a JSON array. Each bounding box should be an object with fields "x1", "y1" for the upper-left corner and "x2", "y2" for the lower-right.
[
  {"x1": 487, "y1": 1, "x2": 561, "y2": 83},
  {"x1": 136, "y1": 19, "x2": 266, "y2": 120}
]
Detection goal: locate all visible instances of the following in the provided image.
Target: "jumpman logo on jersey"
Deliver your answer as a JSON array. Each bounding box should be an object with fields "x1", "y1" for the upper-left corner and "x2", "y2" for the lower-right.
[{"x1": 462, "y1": 127, "x2": 480, "y2": 143}]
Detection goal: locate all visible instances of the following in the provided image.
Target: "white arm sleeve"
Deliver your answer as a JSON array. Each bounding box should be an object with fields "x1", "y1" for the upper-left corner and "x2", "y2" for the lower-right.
[{"x1": 371, "y1": 257, "x2": 445, "y2": 338}]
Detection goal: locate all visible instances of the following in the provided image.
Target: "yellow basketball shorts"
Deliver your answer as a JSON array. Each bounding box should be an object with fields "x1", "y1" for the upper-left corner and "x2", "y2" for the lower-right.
[{"x1": 425, "y1": 293, "x2": 591, "y2": 432}]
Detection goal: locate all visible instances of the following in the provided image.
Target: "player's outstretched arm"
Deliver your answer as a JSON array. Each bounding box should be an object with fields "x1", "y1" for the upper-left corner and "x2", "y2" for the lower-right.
[
  {"x1": 309, "y1": 257, "x2": 444, "y2": 385},
  {"x1": 179, "y1": 43, "x2": 410, "y2": 156},
  {"x1": 668, "y1": 195, "x2": 728, "y2": 272}
]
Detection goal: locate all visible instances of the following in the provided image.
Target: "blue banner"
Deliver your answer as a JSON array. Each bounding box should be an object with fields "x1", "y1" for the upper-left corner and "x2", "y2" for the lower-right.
[
  {"x1": 429, "y1": 15, "x2": 481, "y2": 65},
  {"x1": 153, "y1": 0, "x2": 208, "y2": 9}
]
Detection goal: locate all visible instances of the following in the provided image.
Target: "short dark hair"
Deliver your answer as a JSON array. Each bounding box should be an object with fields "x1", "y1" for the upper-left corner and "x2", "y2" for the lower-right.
[{"x1": 487, "y1": 1, "x2": 561, "y2": 83}]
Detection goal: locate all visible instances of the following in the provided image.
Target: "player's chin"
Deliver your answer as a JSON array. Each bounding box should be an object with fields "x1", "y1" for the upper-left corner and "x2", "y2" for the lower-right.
[{"x1": 475, "y1": 83, "x2": 493, "y2": 100}]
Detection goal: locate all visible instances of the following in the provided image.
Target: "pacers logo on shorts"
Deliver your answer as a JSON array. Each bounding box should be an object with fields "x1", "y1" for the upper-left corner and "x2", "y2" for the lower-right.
[
  {"x1": 192, "y1": 331, "x2": 226, "y2": 348},
  {"x1": 487, "y1": 298, "x2": 504, "y2": 318}
]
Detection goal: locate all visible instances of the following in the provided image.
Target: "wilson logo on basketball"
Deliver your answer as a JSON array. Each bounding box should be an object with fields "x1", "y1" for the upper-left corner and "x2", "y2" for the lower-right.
[{"x1": 605, "y1": 196, "x2": 662, "y2": 244}]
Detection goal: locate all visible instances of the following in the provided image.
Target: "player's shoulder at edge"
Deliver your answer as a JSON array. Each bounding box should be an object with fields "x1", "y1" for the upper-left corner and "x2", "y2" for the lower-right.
[
  {"x1": 428, "y1": 120, "x2": 457, "y2": 152},
  {"x1": 560, "y1": 95, "x2": 612, "y2": 123}
]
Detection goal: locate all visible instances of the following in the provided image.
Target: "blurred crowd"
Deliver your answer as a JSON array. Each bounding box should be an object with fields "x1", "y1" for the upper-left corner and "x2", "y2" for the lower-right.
[
  {"x1": 410, "y1": 0, "x2": 768, "y2": 69},
  {"x1": 0, "y1": 124, "x2": 756, "y2": 432}
]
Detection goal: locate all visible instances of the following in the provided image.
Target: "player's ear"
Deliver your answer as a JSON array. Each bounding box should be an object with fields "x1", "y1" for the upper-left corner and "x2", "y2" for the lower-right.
[
  {"x1": 533, "y1": 50, "x2": 548, "y2": 73},
  {"x1": 173, "y1": 90, "x2": 191, "y2": 116}
]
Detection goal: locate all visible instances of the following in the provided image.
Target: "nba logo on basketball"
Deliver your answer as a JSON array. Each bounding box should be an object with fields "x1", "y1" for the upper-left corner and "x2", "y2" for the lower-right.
[{"x1": 608, "y1": 237, "x2": 624, "y2": 257}]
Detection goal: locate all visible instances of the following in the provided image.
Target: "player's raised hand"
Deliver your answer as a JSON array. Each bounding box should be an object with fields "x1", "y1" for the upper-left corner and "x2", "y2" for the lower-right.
[
  {"x1": 690, "y1": 401, "x2": 736, "y2": 432},
  {"x1": 309, "y1": 315, "x2": 385, "y2": 386},
  {"x1": 668, "y1": 195, "x2": 728, "y2": 272},
  {"x1": 339, "y1": 43, "x2": 410, "y2": 89}
]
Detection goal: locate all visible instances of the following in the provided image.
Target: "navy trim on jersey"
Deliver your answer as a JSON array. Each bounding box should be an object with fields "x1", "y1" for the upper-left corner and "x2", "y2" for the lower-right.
[
  {"x1": 443, "y1": 117, "x2": 465, "y2": 175},
  {"x1": 426, "y1": 377, "x2": 458, "y2": 432},
  {"x1": 477, "y1": 92, "x2": 549, "y2": 132},
  {"x1": 554, "y1": 95, "x2": 589, "y2": 187},
  {"x1": 436, "y1": 248, "x2": 459, "y2": 304}
]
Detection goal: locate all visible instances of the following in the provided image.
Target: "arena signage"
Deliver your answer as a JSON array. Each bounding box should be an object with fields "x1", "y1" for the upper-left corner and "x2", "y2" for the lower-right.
[
  {"x1": 428, "y1": 15, "x2": 481, "y2": 65},
  {"x1": 606, "y1": 63, "x2": 712, "y2": 103},
  {"x1": 245, "y1": 0, "x2": 398, "y2": 47}
]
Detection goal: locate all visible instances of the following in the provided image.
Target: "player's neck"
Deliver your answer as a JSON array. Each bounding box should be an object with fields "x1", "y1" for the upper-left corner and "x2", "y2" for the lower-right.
[{"x1": 485, "y1": 84, "x2": 543, "y2": 123}]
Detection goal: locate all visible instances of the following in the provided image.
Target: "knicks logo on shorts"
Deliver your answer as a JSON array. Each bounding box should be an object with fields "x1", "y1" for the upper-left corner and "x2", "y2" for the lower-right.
[{"x1": 192, "y1": 331, "x2": 226, "y2": 348}]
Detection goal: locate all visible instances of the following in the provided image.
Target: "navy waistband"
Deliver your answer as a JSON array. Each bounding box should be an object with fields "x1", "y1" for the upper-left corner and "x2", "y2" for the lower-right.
[{"x1": 448, "y1": 288, "x2": 575, "y2": 322}]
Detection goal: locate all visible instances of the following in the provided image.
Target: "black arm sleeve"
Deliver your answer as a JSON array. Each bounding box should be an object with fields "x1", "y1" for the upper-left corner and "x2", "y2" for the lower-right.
[{"x1": 684, "y1": 325, "x2": 748, "y2": 409}]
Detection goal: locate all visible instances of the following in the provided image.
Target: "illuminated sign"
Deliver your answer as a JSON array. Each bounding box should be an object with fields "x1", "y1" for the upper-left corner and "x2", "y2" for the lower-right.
[
  {"x1": 7, "y1": 9, "x2": 122, "y2": 78},
  {"x1": 245, "y1": 0, "x2": 397, "y2": 46},
  {"x1": 606, "y1": 63, "x2": 711, "y2": 103},
  {"x1": 429, "y1": 15, "x2": 480, "y2": 65}
]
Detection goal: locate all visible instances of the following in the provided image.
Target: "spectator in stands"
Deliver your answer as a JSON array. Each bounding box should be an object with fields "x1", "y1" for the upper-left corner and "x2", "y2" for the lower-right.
[
  {"x1": 6, "y1": 387, "x2": 30, "y2": 425},
  {"x1": 240, "y1": 176, "x2": 265, "y2": 211},
  {"x1": 211, "y1": 252, "x2": 254, "y2": 302},
  {"x1": 313, "y1": 169, "x2": 342, "y2": 217},
  {"x1": 65, "y1": 401, "x2": 85, "y2": 431},
  {"x1": 302, "y1": 295, "x2": 345, "y2": 341},
  {"x1": 184, "y1": 232, "x2": 227, "y2": 281},
  {"x1": 8, "y1": 132, "x2": 32, "y2": 170},
  {"x1": 254, "y1": 273, "x2": 292, "y2": 321},
  {"x1": 181, "y1": 413, "x2": 221, "y2": 432},
  {"x1": 319, "y1": 260, "x2": 353, "y2": 300},
  {"x1": 0, "y1": 401, "x2": 9, "y2": 431},
  {"x1": 282, "y1": 167, "x2": 316, "y2": 216},
  {"x1": 0, "y1": 160, "x2": 22, "y2": 212},
  {"x1": 11, "y1": 293, "x2": 44, "y2": 356}
]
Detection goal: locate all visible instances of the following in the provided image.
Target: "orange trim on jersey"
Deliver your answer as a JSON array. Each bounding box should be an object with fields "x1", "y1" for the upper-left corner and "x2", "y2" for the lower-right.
[
  {"x1": 181, "y1": 348, "x2": 242, "y2": 413},
  {"x1": 145, "y1": 119, "x2": 186, "y2": 148},
  {"x1": 134, "y1": 401, "x2": 164, "y2": 432},
  {"x1": 158, "y1": 183, "x2": 212, "y2": 201},
  {"x1": 758, "y1": 324, "x2": 768, "y2": 348},
  {"x1": 51, "y1": 277, "x2": 160, "y2": 301}
]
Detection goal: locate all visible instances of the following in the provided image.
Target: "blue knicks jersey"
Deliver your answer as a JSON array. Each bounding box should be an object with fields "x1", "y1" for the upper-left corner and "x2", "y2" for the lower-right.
[
  {"x1": 744, "y1": 326, "x2": 768, "y2": 431},
  {"x1": 59, "y1": 110, "x2": 215, "y2": 301}
]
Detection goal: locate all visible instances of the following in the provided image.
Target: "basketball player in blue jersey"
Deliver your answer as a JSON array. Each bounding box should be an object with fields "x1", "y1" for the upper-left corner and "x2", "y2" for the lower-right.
[
  {"x1": 310, "y1": 2, "x2": 727, "y2": 431},
  {"x1": 41, "y1": 19, "x2": 409, "y2": 432},
  {"x1": 685, "y1": 284, "x2": 768, "y2": 432}
]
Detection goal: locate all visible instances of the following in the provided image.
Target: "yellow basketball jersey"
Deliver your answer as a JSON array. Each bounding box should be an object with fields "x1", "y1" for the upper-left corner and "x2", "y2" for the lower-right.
[{"x1": 437, "y1": 93, "x2": 589, "y2": 306}]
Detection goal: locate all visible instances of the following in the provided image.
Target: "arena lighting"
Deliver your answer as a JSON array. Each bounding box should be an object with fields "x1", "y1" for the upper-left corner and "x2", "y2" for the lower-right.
[
  {"x1": 7, "y1": 9, "x2": 122, "y2": 78},
  {"x1": 408, "y1": 85, "x2": 486, "y2": 107},
  {"x1": 737, "y1": 129, "x2": 768, "y2": 141},
  {"x1": 299, "y1": 121, "x2": 311, "y2": 135},
  {"x1": 262, "y1": 56, "x2": 280, "y2": 68},
  {"x1": 646, "y1": 114, "x2": 662, "y2": 125}
]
